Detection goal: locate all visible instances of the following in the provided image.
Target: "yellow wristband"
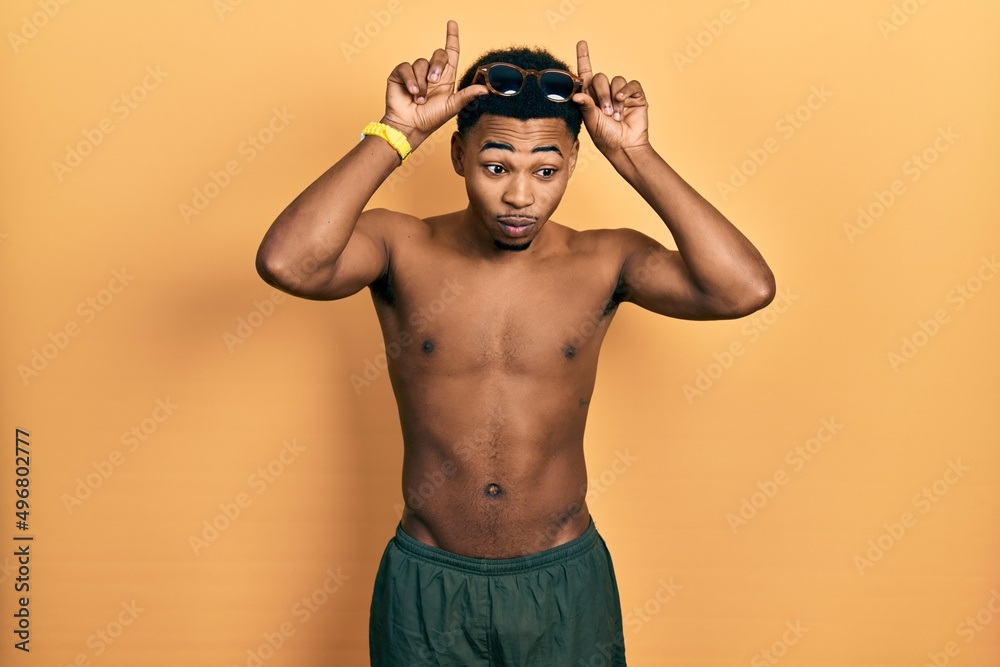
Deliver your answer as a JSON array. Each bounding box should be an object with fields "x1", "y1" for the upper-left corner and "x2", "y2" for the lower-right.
[{"x1": 361, "y1": 121, "x2": 413, "y2": 163}]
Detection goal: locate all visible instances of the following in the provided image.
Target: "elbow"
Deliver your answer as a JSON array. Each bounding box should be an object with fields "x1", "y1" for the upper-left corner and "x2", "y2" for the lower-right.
[
  {"x1": 753, "y1": 268, "x2": 778, "y2": 310},
  {"x1": 734, "y1": 269, "x2": 777, "y2": 317},
  {"x1": 254, "y1": 242, "x2": 338, "y2": 299},
  {"x1": 255, "y1": 243, "x2": 292, "y2": 291},
  {"x1": 255, "y1": 244, "x2": 276, "y2": 284},
  {"x1": 714, "y1": 270, "x2": 776, "y2": 319}
]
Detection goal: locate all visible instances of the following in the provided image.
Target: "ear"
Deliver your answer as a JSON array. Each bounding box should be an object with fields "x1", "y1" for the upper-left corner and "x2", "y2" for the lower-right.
[
  {"x1": 567, "y1": 139, "x2": 580, "y2": 178},
  {"x1": 450, "y1": 131, "x2": 466, "y2": 176}
]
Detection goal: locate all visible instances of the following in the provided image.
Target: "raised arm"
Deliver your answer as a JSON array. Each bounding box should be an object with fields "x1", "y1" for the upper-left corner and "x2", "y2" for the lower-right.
[
  {"x1": 255, "y1": 20, "x2": 487, "y2": 300},
  {"x1": 572, "y1": 41, "x2": 776, "y2": 320}
]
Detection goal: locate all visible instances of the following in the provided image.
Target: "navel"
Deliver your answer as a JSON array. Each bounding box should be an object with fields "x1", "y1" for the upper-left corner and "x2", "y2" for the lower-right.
[{"x1": 484, "y1": 483, "x2": 503, "y2": 498}]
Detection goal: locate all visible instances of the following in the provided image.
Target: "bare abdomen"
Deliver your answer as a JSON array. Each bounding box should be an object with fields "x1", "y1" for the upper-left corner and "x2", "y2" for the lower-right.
[
  {"x1": 400, "y1": 446, "x2": 591, "y2": 558},
  {"x1": 393, "y1": 373, "x2": 594, "y2": 558}
]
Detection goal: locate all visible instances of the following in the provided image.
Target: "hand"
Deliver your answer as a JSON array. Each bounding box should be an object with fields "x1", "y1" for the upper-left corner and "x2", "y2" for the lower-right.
[
  {"x1": 571, "y1": 41, "x2": 649, "y2": 156},
  {"x1": 381, "y1": 20, "x2": 488, "y2": 147}
]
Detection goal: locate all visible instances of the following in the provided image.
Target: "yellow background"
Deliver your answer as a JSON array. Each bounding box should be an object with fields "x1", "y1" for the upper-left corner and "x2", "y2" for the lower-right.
[{"x1": 2, "y1": 1, "x2": 999, "y2": 665}]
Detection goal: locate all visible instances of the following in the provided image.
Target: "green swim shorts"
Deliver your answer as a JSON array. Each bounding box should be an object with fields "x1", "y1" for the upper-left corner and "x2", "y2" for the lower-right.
[{"x1": 369, "y1": 518, "x2": 627, "y2": 666}]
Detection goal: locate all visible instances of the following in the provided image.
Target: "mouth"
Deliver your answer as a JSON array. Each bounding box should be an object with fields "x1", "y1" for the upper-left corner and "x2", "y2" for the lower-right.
[{"x1": 497, "y1": 215, "x2": 537, "y2": 238}]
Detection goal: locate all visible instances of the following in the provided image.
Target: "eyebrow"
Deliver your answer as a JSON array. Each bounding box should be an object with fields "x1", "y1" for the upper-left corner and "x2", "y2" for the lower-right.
[{"x1": 480, "y1": 141, "x2": 563, "y2": 157}]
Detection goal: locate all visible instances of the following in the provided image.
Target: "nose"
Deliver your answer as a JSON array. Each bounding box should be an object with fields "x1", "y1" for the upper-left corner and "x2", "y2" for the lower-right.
[{"x1": 501, "y1": 174, "x2": 534, "y2": 209}]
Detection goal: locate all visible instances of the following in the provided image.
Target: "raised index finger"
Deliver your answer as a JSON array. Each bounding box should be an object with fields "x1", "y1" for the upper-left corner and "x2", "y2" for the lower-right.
[
  {"x1": 576, "y1": 40, "x2": 593, "y2": 89},
  {"x1": 445, "y1": 20, "x2": 461, "y2": 72}
]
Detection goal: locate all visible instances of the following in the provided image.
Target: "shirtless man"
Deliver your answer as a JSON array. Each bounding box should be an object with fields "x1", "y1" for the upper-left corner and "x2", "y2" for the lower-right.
[{"x1": 255, "y1": 20, "x2": 774, "y2": 667}]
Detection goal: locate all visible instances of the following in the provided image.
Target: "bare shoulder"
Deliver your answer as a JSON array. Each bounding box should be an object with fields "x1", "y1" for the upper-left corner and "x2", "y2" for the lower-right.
[
  {"x1": 357, "y1": 207, "x2": 429, "y2": 239},
  {"x1": 356, "y1": 207, "x2": 439, "y2": 259},
  {"x1": 558, "y1": 224, "x2": 664, "y2": 266},
  {"x1": 557, "y1": 224, "x2": 683, "y2": 310},
  {"x1": 360, "y1": 207, "x2": 460, "y2": 238}
]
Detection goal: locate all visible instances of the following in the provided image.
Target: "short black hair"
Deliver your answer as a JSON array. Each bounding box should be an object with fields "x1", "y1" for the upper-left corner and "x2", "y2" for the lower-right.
[{"x1": 456, "y1": 46, "x2": 583, "y2": 140}]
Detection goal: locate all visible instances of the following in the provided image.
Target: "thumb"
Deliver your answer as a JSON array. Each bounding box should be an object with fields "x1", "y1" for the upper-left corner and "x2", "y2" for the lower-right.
[
  {"x1": 570, "y1": 93, "x2": 597, "y2": 116},
  {"x1": 572, "y1": 92, "x2": 600, "y2": 121},
  {"x1": 446, "y1": 83, "x2": 489, "y2": 116}
]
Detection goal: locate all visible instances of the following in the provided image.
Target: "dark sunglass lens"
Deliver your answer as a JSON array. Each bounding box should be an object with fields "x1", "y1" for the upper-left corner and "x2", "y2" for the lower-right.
[
  {"x1": 488, "y1": 65, "x2": 524, "y2": 96},
  {"x1": 539, "y1": 72, "x2": 575, "y2": 101}
]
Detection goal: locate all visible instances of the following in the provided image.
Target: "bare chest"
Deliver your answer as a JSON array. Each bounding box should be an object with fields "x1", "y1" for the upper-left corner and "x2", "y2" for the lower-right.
[{"x1": 374, "y1": 253, "x2": 621, "y2": 372}]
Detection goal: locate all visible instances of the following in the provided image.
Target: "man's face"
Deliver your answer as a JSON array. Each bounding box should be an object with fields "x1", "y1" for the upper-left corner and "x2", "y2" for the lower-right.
[{"x1": 452, "y1": 114, "x2": 579, "y2": 252}]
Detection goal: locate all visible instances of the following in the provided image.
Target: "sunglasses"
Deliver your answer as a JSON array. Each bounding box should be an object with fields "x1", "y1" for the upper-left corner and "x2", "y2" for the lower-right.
[{"x1": 472, "y1": 63, "x2": 584, "y2": 103}]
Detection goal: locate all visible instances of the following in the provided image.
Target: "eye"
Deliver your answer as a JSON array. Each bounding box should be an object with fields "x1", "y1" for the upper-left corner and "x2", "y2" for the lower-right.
[
  {"x1": 537, "y1": 167, "x2": 557, "y2": 178},
  {"x1": 485, "y1": 164, "x2": 506, "y2": 175}
]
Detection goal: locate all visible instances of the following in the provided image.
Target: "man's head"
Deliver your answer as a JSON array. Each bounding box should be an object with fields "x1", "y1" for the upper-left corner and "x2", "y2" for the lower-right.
[
  {"x1": 452, "y1": 46, "x2": 583, "y2": 252},
  {"x1": 455, "y1": 46, "x2": 583, "y2": 140}
]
